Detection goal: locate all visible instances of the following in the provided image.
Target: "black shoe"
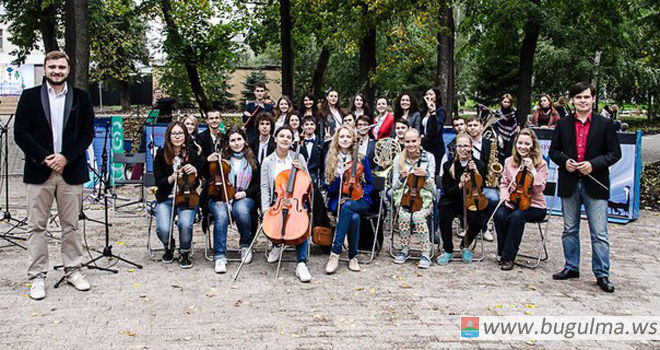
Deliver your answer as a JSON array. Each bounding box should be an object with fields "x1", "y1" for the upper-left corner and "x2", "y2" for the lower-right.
[
  {"x1": 179, "y1": 252, "x2": 192, "y2": 269},
  {"x1": 162, "y1": 248, "x2": 174, "y2": 263},
  {"x1": 500, "y1": 260, "x2": 514, "y2": 270},
  {"x1": 552, "y1": 268, "x2": 580, "y2": 280},
  {"x1": 596, "y1": 277, "x2": 615, "y2": 293}
]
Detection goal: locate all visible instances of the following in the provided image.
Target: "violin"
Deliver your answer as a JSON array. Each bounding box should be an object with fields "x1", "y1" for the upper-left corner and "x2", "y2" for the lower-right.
[
  {"x1": 463, "y1": 160, "x2": 488, "y2": 211},
  {"x1": 341, "y1": 141, "x2": 364, "y2": 201},
  {"x1": 509, "y1": 161, "x2": 534, "y2": 210},
  {"x1": 262, "y1": 137, "x2": 312, "y2": 246},
  {"x1": 400, "y1": 154, "x2": 425, "y2": 213},
  {"x1": 208, "y1": 143, "x2": 235, "y2": 202},
  {"x1": 174, "y1": 151, "x2": 200, "y2": 209}
]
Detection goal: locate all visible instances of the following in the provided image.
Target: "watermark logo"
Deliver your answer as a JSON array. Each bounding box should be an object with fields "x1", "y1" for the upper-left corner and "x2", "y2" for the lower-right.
[{"x1": 461, "y1": 317, "x2": 479, "y2": 338}]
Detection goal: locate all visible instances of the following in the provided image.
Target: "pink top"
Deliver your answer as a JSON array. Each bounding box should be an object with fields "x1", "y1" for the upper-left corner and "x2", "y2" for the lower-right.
[{"x1": 499, "y1": 157, "x2": 548, "y2": 210}]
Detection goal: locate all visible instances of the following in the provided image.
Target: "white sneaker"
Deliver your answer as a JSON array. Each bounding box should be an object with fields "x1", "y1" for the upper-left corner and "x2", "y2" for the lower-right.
[
  {"x1": 295, "y1": 262, "x2": 311, "y2": 282},
  {"x1": 267, "y1": 245, "x2": 283, "y2": 263},
  {"x1": 240, "y1": 247, "x2": 253, "y2": 264},
  {"x1": 214, "y1": 259, "x2": 227, "y2": 274},
  {"x1": 29, "y1": 278, "x2": 46, "y2": 300},
  {"x1": 483, "y1": 230, "x2": 494, "y2": 242},
  {"x1": 67, "y1": 271, "x2": 91, "y2": 291},
  {"x1": 348, "y1": 257, "x2": 360, "y2": 272},
  {"x1": 325, "y1": 253, "x2": 340, "y2": 274}
]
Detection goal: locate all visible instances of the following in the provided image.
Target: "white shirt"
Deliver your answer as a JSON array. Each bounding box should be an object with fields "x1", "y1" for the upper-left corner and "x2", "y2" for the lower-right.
[
  {"x1": 272, "y1": 152, "x2": 294, "y2": 180},
  {"x1": 258, "y1": 135, "x2": 270, "y2": 164},
  {"x1": 373, "y1": 113, "x2": 387, "y2": 138},
  {"x1": 47, "y1": 82, "x2": 68, "y2": 153},
  {"x1": 472, "y1": 137, "x2": 483, "y2": 160},
  {"x1": 358, "y1": 138, "x2": 369, "y2": 158},
  {"x1": 304, "y1": 135, "x2": 316, "y2": 158}
]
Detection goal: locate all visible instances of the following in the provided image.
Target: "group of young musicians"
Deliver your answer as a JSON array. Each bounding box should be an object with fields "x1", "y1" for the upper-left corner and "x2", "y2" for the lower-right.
[
  {"x1": 146, "y1": 80, "x2": 620, "y2": 295},
  {"x1": 17, "y1": 51, "x2": 621, "y2": 301}
]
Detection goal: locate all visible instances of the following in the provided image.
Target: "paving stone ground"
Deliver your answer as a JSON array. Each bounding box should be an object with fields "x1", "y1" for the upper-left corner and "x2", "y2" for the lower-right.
[{"x1": 0, "y1": 178, "x2": 658, "y2": 349}]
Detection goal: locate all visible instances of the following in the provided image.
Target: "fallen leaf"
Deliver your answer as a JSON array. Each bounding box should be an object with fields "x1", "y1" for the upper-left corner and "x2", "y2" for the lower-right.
[
  {"x1": 369, "y1": 288, "x2": 376, "y2": 295},
  {"x1": 525, "y1": 340, "x2": 537, "y2": 345},
  {"x1": 527, "y1": 284, "x2": 536, "y2": 290},
  {"x1": 123, "y1": 330, "x2": 137, "y2": 337},
  {"x1": 525, "y1": 311, "x2": 533, "y2": 315},
  {"x1": 525, "y1": 304, "x2": 538, "y2": 309},
  {"x1": 31, "y1": 312, "x2": 38, "y2": 318},
  {"x1": 400, "y1": 283, "x2": 412, "y2": 289},
  {"x1": 117, "y1": 242, "x2": 125, "y2": 245},
  {"x1": 127, "y1": 269, "x2": 135, "y2": 273},
  {"x1": 354, "y1": 287, "x2": 364, "y2": 291},
  {"x1": 132, "y1": 283, "x2": 140, "y2": 287}
]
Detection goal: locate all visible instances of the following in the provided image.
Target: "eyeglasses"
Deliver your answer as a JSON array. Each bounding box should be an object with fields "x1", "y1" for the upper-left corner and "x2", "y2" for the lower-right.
[{"x1": 456, "y1": 145, "x2": 471, "y2": 149}]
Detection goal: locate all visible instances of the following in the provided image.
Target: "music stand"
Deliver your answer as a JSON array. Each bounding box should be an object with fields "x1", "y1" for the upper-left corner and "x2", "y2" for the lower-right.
[{"x1": 0, "y1": 115, "x2": 27, "y2": 250}]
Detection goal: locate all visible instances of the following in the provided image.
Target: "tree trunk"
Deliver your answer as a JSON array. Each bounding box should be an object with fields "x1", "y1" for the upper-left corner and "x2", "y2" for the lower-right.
[
  {"x1": 40, "y1": 3, "x2": 59, "y2": 52},
  {"x1": 65, "y1": 0, "x2": 90, "y2": 90},
  {"x1": 436, "y1": 0, "x2": 455, "y2": 121},
  {"x1": 160, "y1": 0, "x2": 210, "y2": 112},
  {"x1": 280, "y1": 0, "x2": 294, "y2": 98},
  {"x1": 119, "y1": 81, "x2": 131, "y2": 112},
  {"x1": 358, "y1": 26, "x2": 376, "y2": 109},
  {"x1": 516, "y1": 0, "x2": 540, "y2": 125},
  {"x1": 311, "y1": 46, "x2": 330, "y2": 100}
]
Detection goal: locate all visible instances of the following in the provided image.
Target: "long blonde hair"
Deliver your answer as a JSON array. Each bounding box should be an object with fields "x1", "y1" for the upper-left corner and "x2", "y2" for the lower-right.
[
  {"x1": 511, "y1": 128, "x2": 543, "y2": 167},
  {"x1": 449, "y1": 132, "x2": 473, "y2": 179},
  {"x1": 325, "y1": 125, "x2": 361, "y2": 183},
  {"x1": 397, "y1": 128, "x2": 423, "y2": 171}
]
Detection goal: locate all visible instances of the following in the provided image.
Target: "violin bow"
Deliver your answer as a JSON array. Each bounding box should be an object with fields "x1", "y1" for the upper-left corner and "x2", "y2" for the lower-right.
[{"x1": 218, "y1": 151, "x2": 235, "y2": 229}]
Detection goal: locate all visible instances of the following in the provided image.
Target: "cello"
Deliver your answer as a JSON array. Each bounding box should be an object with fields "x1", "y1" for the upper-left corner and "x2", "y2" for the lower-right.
[{"x1": 262, "y1": 137, "x2": 312, "y2": 246}]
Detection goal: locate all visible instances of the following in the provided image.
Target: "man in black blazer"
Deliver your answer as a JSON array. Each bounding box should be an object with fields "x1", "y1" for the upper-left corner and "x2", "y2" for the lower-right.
[
  {"x1": 14, "y1": 51, "x2": 95, "y2": 300},
  {"x1": 549, "y1": 81, "x2": 622, "y2": 293},
  {"x1": 248, "y1": 112, "x2": 276, "y2": 166},
  {"x1": 197, "y1": 110, "x2": 224, "y2": 158}
]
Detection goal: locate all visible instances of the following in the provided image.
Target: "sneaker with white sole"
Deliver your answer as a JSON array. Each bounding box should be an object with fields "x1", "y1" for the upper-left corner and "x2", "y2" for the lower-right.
[
  {"x1": 295, "y1": 262, "x2": 311, "y2": 282},
  {"x1": 325, "y1": 252, "x2": 339, "y2": 274},
  {"x1": 67, "y1": 271, "x2": 91, "y2": 291},
  {"x1": 214, "y1": 259, "x2": 227, "y2": 274},
  {"x1": 394, "y1": 250, "x2": 410, "y2": 264},
  {"x1": 436, "y1": 252, "x2": 453, "y2": 266},
  {"x1": 418, "y1": 255, "x2": 432, "y2": 269},
  {"x1": 348, "y1": 257, "x2": 360, "y2": 272},
  {"x1": 240, "y1": 247, "x2": 253, "y2": 264},
  {"x1": 462, "y1": 248, "x2": 473, "y2": 263},
  {"x1": 29, "y1": 278, "x2": 46, "y2": 300},
  {"x1": 179, "y1": 252, "x2": 193, "y2": 269},
  {"x1": 267, "y1": 245, "x2": 283, "y2": 263},
  {"x1": 483, "y1": 230, "x2": 494, "y2": 242}
]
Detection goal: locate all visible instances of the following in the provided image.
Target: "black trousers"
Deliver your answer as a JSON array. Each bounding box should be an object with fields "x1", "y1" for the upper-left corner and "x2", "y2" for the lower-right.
[
  {"x1": 494, "y1": 205, "x2": 546, "y2": 261},
  {"x1": 438, "y1": 198, "x2": 482, "y2": 254}
]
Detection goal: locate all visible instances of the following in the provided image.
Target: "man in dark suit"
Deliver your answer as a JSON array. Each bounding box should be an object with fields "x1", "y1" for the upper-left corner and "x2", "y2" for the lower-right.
[
  {"x1": 549, "y1": 81, "x2": 622, "y2": 293},
  {"x1": 248, "y1": 112, "x2": 276, "y2": 166},
  {"x1": 197, "y1": 110, "x2": 224, "y2": 158},
  {"x1": 243, "y1": 82, "x2": 273, "y2": 144},
  {"x1": 14, "y1": 51, "x2": 95, "y2": 300}
]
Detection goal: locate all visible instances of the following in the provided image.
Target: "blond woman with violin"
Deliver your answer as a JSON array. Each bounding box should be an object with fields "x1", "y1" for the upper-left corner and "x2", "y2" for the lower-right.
[
  {"x1": 436, "y1": 132, "x2": 487, "y2": 265},
  {"x1": 205, "y1": 127, "x2": 260, "y2": 274},
  {"x1": 153, "y1": 122, "x2": 204, "y2": 268},
  {"x1": 324, "y1": 125, "x2": 374, "y2": 274},
  {"x1": 260, "y1": 125, "x2": 312, "y2": 282},
  {"x1": 493, "y1": 128, "x2": 547, "y2": 270},
  {"x1": 391, "y1": 129, "x2": 436, "y2": 269}
]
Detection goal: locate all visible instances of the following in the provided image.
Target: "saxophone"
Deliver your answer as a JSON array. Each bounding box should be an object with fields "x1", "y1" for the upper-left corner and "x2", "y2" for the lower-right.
[{"x1": 485, "y1": 135, "x2": 503, "y2": 187}]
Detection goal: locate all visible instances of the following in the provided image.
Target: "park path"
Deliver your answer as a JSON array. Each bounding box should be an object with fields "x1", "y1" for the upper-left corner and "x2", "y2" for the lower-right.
[{"x1": 0, "y1": 180, "x2": 658, "y2": 349}]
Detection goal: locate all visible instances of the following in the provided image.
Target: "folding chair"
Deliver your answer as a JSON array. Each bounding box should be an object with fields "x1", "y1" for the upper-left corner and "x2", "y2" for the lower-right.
[
  {"x1": 388, "y1": 178, "x2": 436, "y2": 260},
  {"x1": 515, "y1": 189, "x2": 557, "y2": 269},
  {"x1": 203, "y1": 204, "x2": 259, "y2": 263},
  {"x1": 112, "y1": 152, "x2": 147, "y2": 215},
  {"x1": 337, "y1": 175, "x2": 385, "y2": 264}
]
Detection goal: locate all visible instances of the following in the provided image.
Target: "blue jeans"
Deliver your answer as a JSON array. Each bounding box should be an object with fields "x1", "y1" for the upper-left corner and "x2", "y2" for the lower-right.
[
  {"x1": 207, "y1": 197, "x2": 256, "y2": 261},
  {"x1": 482, "y1": 187, "x2": 499, "y2": 232},
  {"x1": 295, "y1": 238, "x2": 309, "y2": 263},
  {"x1": 332, "y1": 198, "x2": 369, "y2": 259},
  {"x1": 561, "y1": 181, "x2": 610, "y2": 278},
  {"x1": 155, "y1": 199, "x2": 197, "y2": 252}
]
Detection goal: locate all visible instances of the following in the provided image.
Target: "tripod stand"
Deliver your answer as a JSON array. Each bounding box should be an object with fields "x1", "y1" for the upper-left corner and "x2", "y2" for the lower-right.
[
  {"x1": 55, "y1": 120, "x2": 142, "y2": 288},
  {"x1": 0, "y1": 114, "x2": 27, "y2": 250}
]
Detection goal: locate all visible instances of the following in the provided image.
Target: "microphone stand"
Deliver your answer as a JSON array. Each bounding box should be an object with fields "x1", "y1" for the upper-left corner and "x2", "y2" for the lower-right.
[
  {"x1": 0, "y1": 114, "x2": 27, "y2": 250},
  {"x1": 54, "y1": 120, "x2": 142, "y2": 288}
]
